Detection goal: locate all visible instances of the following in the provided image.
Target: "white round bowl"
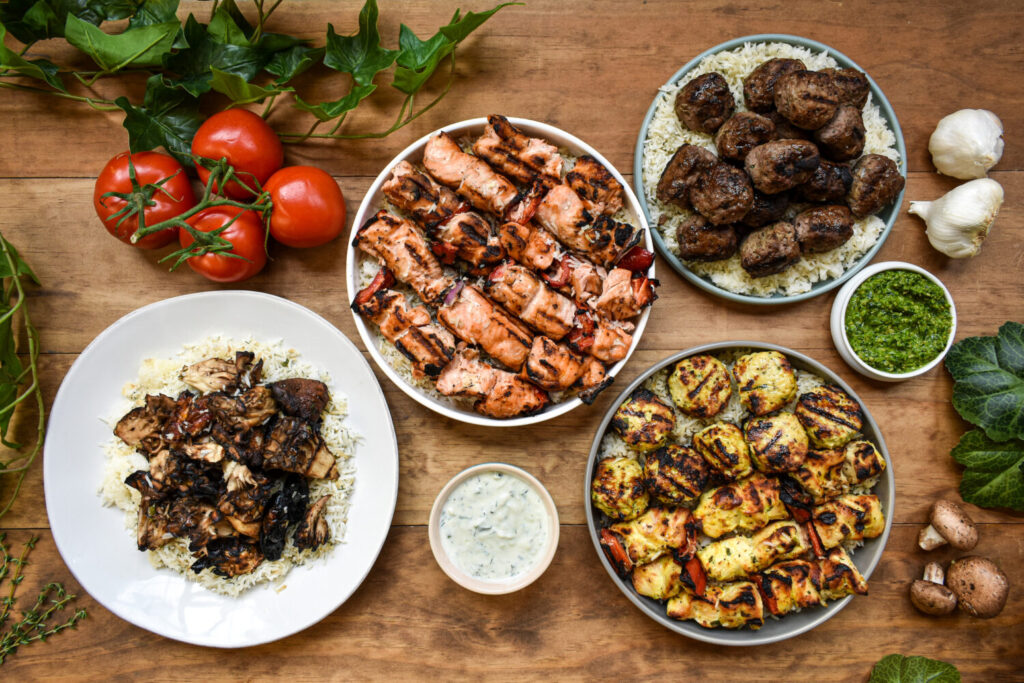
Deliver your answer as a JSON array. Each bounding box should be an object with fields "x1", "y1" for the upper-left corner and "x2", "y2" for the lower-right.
[
  {"x1": 428, "y1": 463, "x2": 559, "y2": 595},
  {"x1": 345, "y1": 117, "x2": 654, "y2": 427},
  {"x1": 830, "y1": 261, "x2": 957, "y2": 381}
]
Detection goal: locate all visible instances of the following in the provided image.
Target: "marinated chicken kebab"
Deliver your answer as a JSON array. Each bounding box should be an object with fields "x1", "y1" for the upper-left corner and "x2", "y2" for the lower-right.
[
  {"x1": 353, "y1": 115, "x2": 657, "y2": 419},
  {"x1": 591, "y1": 350, "x2": 887, "y2": 629},
  {"x1": 114, "y1": 351, "x2": 339, "y2": 579},
  {"x1": 659, "y1": 58, "x2": 904, "y2": 279}
]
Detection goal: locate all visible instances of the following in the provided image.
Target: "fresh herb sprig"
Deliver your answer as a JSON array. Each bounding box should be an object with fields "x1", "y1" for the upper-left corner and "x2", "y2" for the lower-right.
[
  {"x1": 0, "y1": 534, "x2": 86, "y2": 665},
  {"x1": 0, "y1": 0, "x2": 516, "y2": 164},
  {"x1": 0, "y1": 234, "x2": 43, "y2": 521}
]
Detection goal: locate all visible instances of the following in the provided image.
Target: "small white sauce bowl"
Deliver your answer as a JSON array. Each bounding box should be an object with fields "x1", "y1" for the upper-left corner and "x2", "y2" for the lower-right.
[
  {"x1": 428, "y1": 463, "x2": 559, "y2": 595},
  {"x1": 830, "y1": 261, "x2": 957, "y2": 382}
]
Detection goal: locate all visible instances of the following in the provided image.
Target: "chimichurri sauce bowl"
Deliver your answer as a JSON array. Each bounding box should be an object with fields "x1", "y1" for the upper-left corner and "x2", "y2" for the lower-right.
[{"x1": 830, "y1": 261, "x2": 957, "y2": 382}]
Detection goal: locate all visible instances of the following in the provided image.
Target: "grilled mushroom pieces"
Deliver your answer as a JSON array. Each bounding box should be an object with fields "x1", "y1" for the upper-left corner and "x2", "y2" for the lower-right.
[
  {"x1": 294, "y1": 495, "x2": 331, "y2": 550},
  {"x1": 181, "y1": 357, "x2": 240, "y2": 393},
  {"x1": 191, "y1": 537, "x2": 265, "y2": 577},
  {"x1": 918, "y1": 500, "x2": 978, "y2": 551},
  {"x1": 268, "y1": 378, "x2": 330, "y2": 423},
  {"x1": 263, "y1": 416, "x2": 340, "y2": 480}
]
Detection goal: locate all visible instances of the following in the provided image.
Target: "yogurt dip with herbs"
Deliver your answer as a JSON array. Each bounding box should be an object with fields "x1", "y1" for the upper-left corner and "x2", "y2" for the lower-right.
[
  {"x1": 844, "y1": 270, "x2": 952, "y2": 374},
  {"x1": 439, "y1": 470, "x2": 550, "y2": 581}
]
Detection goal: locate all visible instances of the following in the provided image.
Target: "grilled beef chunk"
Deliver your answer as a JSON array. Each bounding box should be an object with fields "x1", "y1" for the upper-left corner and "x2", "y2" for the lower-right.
[
  {"x1": 774, "y1": 71, "x2": 840, "y2": 130},
  {"x1": 796, "y1": 159, "x2": 852, "y2": 203},
  {"x1": 657, "y1": 144, "x2": 717, "y2": 209},
  {"x1": 822, "y1": 68, "x2": 869, "y2": 108},
  {"x1": 715, "y1": 112, "x2": 776, "y2": 163},
  {"x1": 743, "y1": 58, "x2": 806, "y2": 112},
  {"x1": 675, "y1": 72, "x2": 735, "y2": 133},
  {"x1": 793, "y1": 205, "x2": 855, "y2": 253},
  {"x1": 740, "y1": 221, "x2": 801, "y2": 278},
  {"x1": 847, "y1": 154, "x2": 905, "y2": 218},
  {"x1": 191, "y1": 537, "x2": 264, "y2": 577},
  {"x1": 740, "y1": 190, "x2": 789, "y2": 229},
  {"x1": 294, "y1": 495, "x2": 331, "y2": 550},
  {"x1": 268, "y1": 379, "x2": 329, "y2": 423},
  {"x1": 676, "y1": 215, "x2": 738, "y2": 261},
  {"x1": 745, "y1": 140, "x2": 820, "y2": 194},
  {"x1": 690, "y1": 162, "x2": 754, "y2": 226},
  {"x1": 814, "y1": 106, "x2": 865, "y2": 162},
  {"x1": 263, "y1": 416, "x2": 339, "y2": 479},
  {"x1": 767, "y1": 110, "x2": 812, "y2": 141}
]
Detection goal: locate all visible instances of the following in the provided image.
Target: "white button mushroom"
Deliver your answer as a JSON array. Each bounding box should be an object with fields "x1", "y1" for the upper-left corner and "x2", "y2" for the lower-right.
[
  {"x1": 946, "y1": 557, "x2": 1009, "y2": 618},
  {"x1": 909, "y1": 561, "x2": 958, "y2": 616},
  {"x1": 917, "y1": 500, "x2": 978, "y2": 551}
]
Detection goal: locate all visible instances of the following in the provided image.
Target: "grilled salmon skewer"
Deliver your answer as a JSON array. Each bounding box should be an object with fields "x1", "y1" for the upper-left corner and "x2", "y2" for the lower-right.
[
  {"x1": 565, "y1": 154, "x2": 624, "y2": 216},
  {"x1": 497, "y1": 221, "x2": 561, "y2": 272},
  {"x1": 436, "y1": 284, "x2": 533, "y2": 371},
  {"x1": 485, "y1": 262, "x2": 576, "y2": 340},
  {"x1": 352, "y1": 269, "x2": 456, "y2": 378},
  {"x1": 472, "y1": 114, "x2": 563, "y2": 186},
  {"x1": 534, "y1": 184, "x2": 642, "y2": 268},
  {"x1": 522, "y1": 336, "x2": 612, "y2": 403},
  {"x1": 593, "y1": 267, "x2": 659, "y2": 320},
  {"x1": 381, "y1": 160, "x2": 469, "y2": 228},
  {"x1": 568, "y1": 310, "x2": 634, "y2": 363},
  {"x1": 430, "y1": 212, "x2": 506, "y2": 272},
  {"x1": 436, "y1": 345, "x2": 549, "y2": 419},
  {"x1": 354, "y1": 211, "x2": 453, "y2": 305}
]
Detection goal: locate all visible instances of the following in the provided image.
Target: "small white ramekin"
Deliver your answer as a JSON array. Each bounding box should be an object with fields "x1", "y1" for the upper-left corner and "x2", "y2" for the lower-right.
[
  {"x1": 428, "y1": 463, "x2": 559, "y2": 595},
  {"x1": 830, "y1": 261, "x2": 957, "y2": 382}
]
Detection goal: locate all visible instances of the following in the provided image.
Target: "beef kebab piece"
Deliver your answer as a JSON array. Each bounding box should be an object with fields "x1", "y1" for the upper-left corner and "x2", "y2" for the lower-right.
[
  {"x1": 436, "y1": 283, "x2": 534, "y2": 371},
  {"x1": 472, "y1": 114, "x2": 563, "y2": 186},
  {"x1": 436, "y1": 345, "x2": 549, "y2": 419},
  {"x1": 522, "y1": 336, "x2": 612, "y2": 404},
  {"x1": 351, "y1": 268, "x2": 456, "y2": 379},
  {"x1": 353, "y1": 211, "x2": 453, "y2": 305}
]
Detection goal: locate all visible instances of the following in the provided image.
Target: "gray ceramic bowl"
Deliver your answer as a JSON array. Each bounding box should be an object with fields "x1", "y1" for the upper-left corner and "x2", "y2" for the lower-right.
[
  {"x1": 633, "y1": 34, "x2": 907, "y2": 305},
  {"x1": 584, "y1": 342, "x2": 895, "y2": 646}
]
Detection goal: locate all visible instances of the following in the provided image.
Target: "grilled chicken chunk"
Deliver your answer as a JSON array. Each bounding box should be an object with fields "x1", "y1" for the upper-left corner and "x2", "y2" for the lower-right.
[
  {"x1": 697, "y1": 520, "x2": 810, "y2": 582},
  {"x1": 755, "y1": 559, "x2": 825, "y2": 616},
  {"x1": 294, "y1": 494, "x2": 331, "y2": 550},
  {"x1": 666, "y1": 354, "x2": 732, "y2": 418},
  {"x1": 610, "y1": 388, "x2": 676, "y2": 452},
  {"x1": 424, "y1": 131, "x2": 521, "y2": 217},
  {"x1": 667, "y1": 582, "x2": 764, "y2": 629},
  {"x1": 745, "y1": 411, "x2": 810, "y2": 474},
  {"x1": 435, "y1": 346, "x2": 549, "y2": 419},
  {"x1": 496, "y1": 221, "x2": 561, "y2": 272},
  {"x1": 380, "y1": 160, "x2": 469, "y2": 228},
  {"x1": 591, "y1": 455, "x2": 649, "y2": 521},
  {"x1": 472, "y1": 114, "x2": 563, "y2": 185},
  {"x1": 567, "y1": 310, "x2": 634, "y2": 363},
  {"x1": 354, "y1": 211, "x2": 452, "y2": 305},
  {"x1": 692, "y1": 422, "x2": 753, "y2": 481},
  {"x1": 732, "y1": 350, "x2": 798, "y2": 416},
  {"x1": 263, "y1": 416, "x2": 339, "y2": 480},
  {"x1": 794, "y1": 384, "x2": 863, "y2": 448},
  {"x1": 534, "y1": 184, "x2": 641, "y2": 268},
  {"x1": 693, "y1": 474, "x2": 789, "y2": 539},
  {"x1": 437, "y1": 284, "x2": 534, "y2": 371},
  {"x1": 432, "y1": 212, "x2": 505, "y2": 270},
  {"x1": 353, "y1": 269, "x2": 456, "y2": 379},
  {"x1": 811, "y1": 493, "x2": 885, "y2": 550},
  {"x1": 522, "y1": 336, "x2": 612, "y2": 402},
  {"x1": 633, "y1": 555, "x2": 686, "y2": 601},
  {"x1": 268, "y1": 379, "x2": 329, "y2": 423},
  {"x1": 817, "y1": 546, "x2": 868, "y2": 599},
  {"x1": 592, "y1": 267, "x2": 657, "y2": 321},
  {"x1": 603, "y1": 506, "x2": 693, "y2": 569},
  {"x1": 642, "y1": 444, "x2": 710, "y2": 506},
  {"x1": 565, "y1": 155, "x2": 624, "y2": 216},
  {"x1": 789, "y1": 440, "x2": 885, "y2": 505},
  {"x1": 486, "y1": 262, "x2": 576, "y2": 339}
]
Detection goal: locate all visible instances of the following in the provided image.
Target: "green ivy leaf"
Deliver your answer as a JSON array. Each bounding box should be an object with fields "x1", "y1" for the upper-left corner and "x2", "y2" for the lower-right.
[
  {"x1": 945, "y1": 321, "x2": 1024, "y2": 442},
  {"x1": 265, "y1": 45, "x2": 323, "y2": 84},
  {"x1": 0, "y1": 0, "x2": 109, "y2": 43},
  {"x1": 869, "y1": 654, "x2": 960, "y2": 683},
  {"x1": 951, "y1": 429, "x2": 1024, "y2": 511},
  {"x1": 323, "y1": 0, "x2": 397, "y2": 87},
  {"x1": 115, "y1": 73, "x2": 202, "y2": 165},
  {"x1": 64, "y1": 14, "x2": 179, "y2": 70},
  {"x1": 162, "y1": 14, "x2": 267, "y2": 97},
  {"x1": 207, "y1": 0, "x2": 249, "y2": 46},
  {"x1": 438, "y1": 3, "x2": 518, "y2": 43},
  {"x1": 210, "y1": 67, "x2": 290, "y2": 105},
  {"x1": 0, "y1": 20, "x2": 66, "y2": 90},
  {"x1": 293, "y1": 83, "x2": 375, "y2": 122},
  {"x1": 127, "y1": 0, "x2": 179, "y2": 29}
]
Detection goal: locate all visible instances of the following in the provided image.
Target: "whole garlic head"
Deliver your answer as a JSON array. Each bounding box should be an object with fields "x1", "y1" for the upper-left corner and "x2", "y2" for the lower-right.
[
  {"x1": 909, "y1": 179, "x2": 1004, "y2": 258},
  {"x1": 928, "y1": 109, "x2": 1004, "y2": 179}
]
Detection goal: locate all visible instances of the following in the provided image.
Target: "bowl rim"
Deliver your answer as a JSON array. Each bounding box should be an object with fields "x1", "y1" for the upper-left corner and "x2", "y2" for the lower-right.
[
  {"x1": 584, "y1": 341, "x2": 895, "y2": 646},
  {"x1": 833, "y1": 260, "x2": 958, "y2": 380},
  {"x1": 346, "y1": 116, "x2": 653, "y2": 427},
  {"x1": 428, "y1": 462, "x2": 560, "y2": 595},
  {"x1": 632, "y1": 33, "x2": 908, "y2": 306}
]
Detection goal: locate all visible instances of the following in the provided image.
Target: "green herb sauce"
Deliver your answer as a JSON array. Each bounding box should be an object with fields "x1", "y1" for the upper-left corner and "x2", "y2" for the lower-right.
[{"x1": 845, "y1": 270, "x2": 952, "y2": 374}]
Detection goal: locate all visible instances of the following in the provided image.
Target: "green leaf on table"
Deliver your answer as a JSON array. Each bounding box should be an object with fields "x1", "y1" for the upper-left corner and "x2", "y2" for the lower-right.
[
  {"x1": 292, "y1": 83, "x2": 375, "y2": 122},
  {"x1": 0, "y1": 20, "x2": 66, "y2": 90},
  {"x1": 127, "y1": 0, "x2": 180, "y2": 29},
  {"x1": 265, "y1": 45, "x2": 323, "y2": 84},
  {"x1": 0, "y1": 0, "x2": 105, "y2": 43},
  {"x1": 115, "y1": 73, "x2": 202, "y2": 166},
  {"x1": 0, "y1": 235, "x2": 38, "y2": 449},
  {"x1": 438, "y1": 2, "x2": 518, "y2": 43},
  {"x1": 323, "y1": 0, "x2": 398, "y2": 86},
  {"x1": 945, "y1": 321, "x2": 1024, "y2": 442},
  {"x1": 64, "y1": 14, "x2": 178, "y2": 70},
  {"x1": 210, "y1": 67, "x2": 289, "y2": 104},
  {"x1": 951, "y1": 429, "x2": 1024, "y2": 511},
  {"x1": 207, "y1": 0, "x2": 250, "y2": 46},
  {"x1": 162, "y1": 14, "x2": 268, "y2": 97},
  {"x1": 869, "y1": 655, "x2": 960, "y2": 683}
]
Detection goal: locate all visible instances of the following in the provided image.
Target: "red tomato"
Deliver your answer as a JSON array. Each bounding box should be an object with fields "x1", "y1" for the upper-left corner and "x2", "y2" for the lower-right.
[
  {"x1": 191, "y1": 109, "x2": 283, "y2": 199},
  {"x1": 93, "y1": 151, "x2": 196, "y2": 249},
  {"x1": 264, "y1": 166, "x2": 346, "y2": 248},
  {"x1": 179, "y1": 206, "x2": 267, "y2": 283}
]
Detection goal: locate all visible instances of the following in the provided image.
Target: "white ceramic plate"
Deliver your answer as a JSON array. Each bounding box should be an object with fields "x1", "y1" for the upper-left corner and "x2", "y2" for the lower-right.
[
  {"x1": 346, "y1": 117, "x2": 654, "y2": 427},
  {"x1": 43, "y1": 291, "x2": 399, "y2": 648}
]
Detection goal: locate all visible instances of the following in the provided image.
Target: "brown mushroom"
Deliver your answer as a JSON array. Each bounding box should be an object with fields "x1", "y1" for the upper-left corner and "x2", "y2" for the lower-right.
[
  {"x1": 909, "y1": 562, "x2": 957, "y2": 616},
  {"x1": 946, "y1": 556, "x2": 1009, "y2": 618},
  {"x1": 918, "y1": 500, "x2": 978, "y2": 551}
]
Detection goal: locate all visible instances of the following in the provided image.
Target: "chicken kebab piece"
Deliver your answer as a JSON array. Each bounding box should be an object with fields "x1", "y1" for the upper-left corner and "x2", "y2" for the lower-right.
[{"x1": 115, "y1": 352, "x2": 338, "y2": 578}]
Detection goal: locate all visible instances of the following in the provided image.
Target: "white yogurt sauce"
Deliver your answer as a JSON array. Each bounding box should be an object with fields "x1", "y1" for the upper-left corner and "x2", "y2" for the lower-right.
[{"x1": 439, "y1": 471, "x2": 550, "y2": 581}]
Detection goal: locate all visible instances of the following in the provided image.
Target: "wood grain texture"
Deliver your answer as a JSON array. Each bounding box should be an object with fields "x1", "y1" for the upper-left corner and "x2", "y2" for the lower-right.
[{"x1": 1, "y1": 0, "x2": 1022, "y2": 678}]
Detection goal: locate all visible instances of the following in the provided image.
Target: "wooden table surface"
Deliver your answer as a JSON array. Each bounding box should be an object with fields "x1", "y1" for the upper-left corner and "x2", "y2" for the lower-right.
[{"x1": 1, "y1": 0, "x2": 1022, "y2": 679}]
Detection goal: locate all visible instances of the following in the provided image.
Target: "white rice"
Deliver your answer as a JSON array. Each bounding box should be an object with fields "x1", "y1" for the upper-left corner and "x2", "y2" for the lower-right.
[
  {"x1": 99, "y1": 336, "x2": 359, "y2": 597},
  {"x1": 641, "y1": 42, "x2": 899, "y2": 297}
]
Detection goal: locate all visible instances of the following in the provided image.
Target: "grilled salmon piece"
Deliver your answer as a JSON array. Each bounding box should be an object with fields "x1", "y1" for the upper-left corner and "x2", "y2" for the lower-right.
[
  {"x1": 353, "y1": 211, "x2": 452, "y2": 305},
  {"x1": 380, "y1": 160, "x2": 469, "y2": 228},
  {"x1": 593, "y1": 267, "x2": 658, "y2": 320},
  {"x1": 486, "y1": 262, "x2": 575, "y2": 340},
  {"x1": 565, "y1": 155, "x2": 624, "y2": 216},
  {"x1": 432, "y1": 212, "x2": 505, "y2": 270},
  {"x1": 423, "y1": 132, "x2": 520, "y2": 217},
  {"x1": 522, "y1": 336, "x2": 612, "y2": 403},
  {"x1": 567, "y1": 309, "x2": 634, "y2": 363},
  {"x1": 435, "y1": 345, "x2": 549, "y2": 419},
  {"x1": 534, "y1": 184, "x2": 641, "y2": 268},
  {"x1": 497, "y1": 221, "x2": 562, "y2": 272},
  {"x1": 472, "y1": 114, "x2": 563, "y2": 185},
  {"x1": 437, "y1": 284, "x2": 533, "y2": 371}
]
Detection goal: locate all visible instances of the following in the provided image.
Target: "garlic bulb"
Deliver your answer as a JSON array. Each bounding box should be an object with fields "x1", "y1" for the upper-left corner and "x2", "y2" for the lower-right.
[
  {"x1": 909, "y1": 179, "x2": 1004, "y2": 258},
  {"x1": 928, "y1": 109, "x2": 1004, "y2": 179}
]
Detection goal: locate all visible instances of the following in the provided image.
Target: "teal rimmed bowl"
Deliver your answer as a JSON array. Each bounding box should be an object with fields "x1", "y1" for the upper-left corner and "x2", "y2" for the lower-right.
[{"x1": 633, "y1": 34, "x2": 907, "y2": 306}]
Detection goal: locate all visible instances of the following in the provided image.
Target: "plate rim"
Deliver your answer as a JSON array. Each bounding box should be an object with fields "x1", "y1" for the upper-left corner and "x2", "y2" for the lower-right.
[
  {"x1": 631, "y1": 33, "x2": 908, "y2": 305},
  {"x1": 42, "y1": 289, "x2": 399, "y2": 648},
  {"x1": 345, "y1": 116, "x2": 654, "y2": 427},
  {"x1": 583, "y1": 340, "x2": 894, "y2": 646}
]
